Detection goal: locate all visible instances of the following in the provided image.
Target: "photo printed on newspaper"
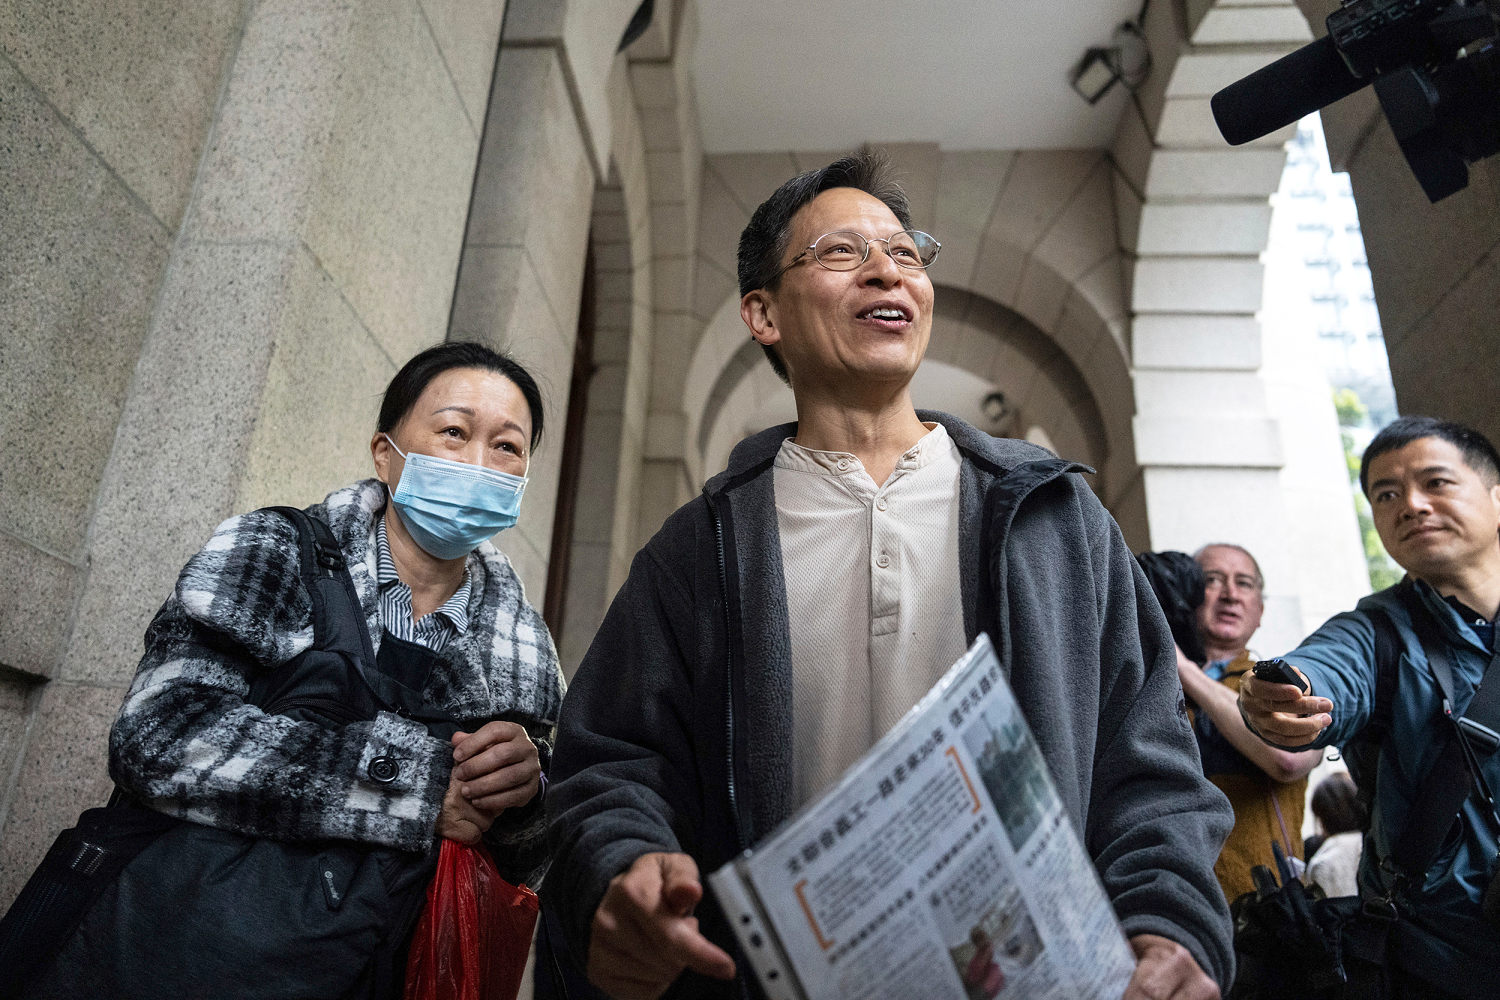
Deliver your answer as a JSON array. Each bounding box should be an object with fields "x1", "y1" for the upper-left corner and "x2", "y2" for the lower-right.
[{"x1": 709, "y1": 633, "x2": 1135, "y2": 1000}]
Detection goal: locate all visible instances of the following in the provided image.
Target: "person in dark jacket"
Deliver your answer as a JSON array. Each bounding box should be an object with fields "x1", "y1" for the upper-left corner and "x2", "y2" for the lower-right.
[
  {"x1": 547, "y1": 150, "x2": 1234, "y2": 1000},
  {"x1": 1240, "y1": 415, "x2": 1500, "y2": 999},
  {"x1": 24, "y1": 342, "x2": 563, "y2": 999}
]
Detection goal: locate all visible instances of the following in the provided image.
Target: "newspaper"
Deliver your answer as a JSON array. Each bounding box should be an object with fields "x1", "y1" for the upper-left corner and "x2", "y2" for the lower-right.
[{"x1": 708, "y1": 633, "x2": 1134, "y2": 1000}]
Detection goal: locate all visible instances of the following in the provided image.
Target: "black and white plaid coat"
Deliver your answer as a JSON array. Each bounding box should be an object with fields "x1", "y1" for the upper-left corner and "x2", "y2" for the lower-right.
[{"x1": 109, "y1": 479, "x2": 564, "y2": 885}]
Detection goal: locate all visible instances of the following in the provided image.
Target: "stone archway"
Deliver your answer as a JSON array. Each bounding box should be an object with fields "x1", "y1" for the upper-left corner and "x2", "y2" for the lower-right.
[
  {"x1": 547, "y1": 174, "x2": 652, "y2": 679},
  {"x1": 612, "y1": 0, "x2": 716, "y2": 557}
]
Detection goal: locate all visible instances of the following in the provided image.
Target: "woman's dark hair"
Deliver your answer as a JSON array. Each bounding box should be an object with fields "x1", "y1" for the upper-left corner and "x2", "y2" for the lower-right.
[
  {"x1": 377, "y1": 341, "x2": 544, "y2": 449},
  {"x1": 1135, "y1": 550, "x2": 1208, "y2": 666},
  {"x1": 737, "y1": 147, "x2": 914, "y2": 382},
  {"x1": 1310, "y1": 771, "x2": 1366, "y2": 835},
  {"x1": 1359, "y1": 414, "x2": 1500, "y2": 496}
]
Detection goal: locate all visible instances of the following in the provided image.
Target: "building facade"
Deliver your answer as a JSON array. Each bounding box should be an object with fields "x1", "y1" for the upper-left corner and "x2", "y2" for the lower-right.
[{"x1": 3, "y1": 0, "x2": 1496, "y2": 914}]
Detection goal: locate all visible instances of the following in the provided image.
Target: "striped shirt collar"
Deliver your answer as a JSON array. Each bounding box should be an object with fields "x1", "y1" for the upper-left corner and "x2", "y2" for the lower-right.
[{"x1": 375, "y1": 516, "x2": 472, "y2": 647}]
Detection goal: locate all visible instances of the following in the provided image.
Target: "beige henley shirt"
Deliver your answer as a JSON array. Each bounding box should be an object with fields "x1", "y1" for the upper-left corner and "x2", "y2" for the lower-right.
[{"x1": 773, "y1": 422, "x2": 967, "y2": 807}]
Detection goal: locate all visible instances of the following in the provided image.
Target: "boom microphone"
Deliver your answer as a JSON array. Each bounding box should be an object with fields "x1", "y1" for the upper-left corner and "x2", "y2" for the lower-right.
[
  {"x1": 1210, "y1": 36, "x2": 1367, "y2": 146},
  {"x1": 1210, "y1": 0, "x2": 1500, "y2": 201}
]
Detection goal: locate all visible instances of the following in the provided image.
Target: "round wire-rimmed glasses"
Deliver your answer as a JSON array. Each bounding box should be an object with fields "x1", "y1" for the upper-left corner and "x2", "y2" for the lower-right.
[{"x1": 771, "y1": 229, "x2": 941, "y2": 283}]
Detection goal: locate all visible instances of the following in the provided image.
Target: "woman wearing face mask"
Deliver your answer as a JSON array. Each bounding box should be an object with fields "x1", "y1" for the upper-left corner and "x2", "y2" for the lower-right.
[{"x1": 23, "y1": 342, "x2": 562, "y2": 999}]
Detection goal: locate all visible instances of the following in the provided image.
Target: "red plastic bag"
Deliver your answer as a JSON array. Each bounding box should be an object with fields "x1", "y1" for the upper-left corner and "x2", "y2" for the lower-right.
[{"x1": 404, "y1": 839, "x2": 540, "y2": 1000}]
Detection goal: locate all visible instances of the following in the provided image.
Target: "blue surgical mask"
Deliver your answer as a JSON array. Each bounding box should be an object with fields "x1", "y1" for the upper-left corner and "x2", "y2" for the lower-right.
[{"x1": 383, "y1": 435, "x2": 527, "y2": 560}]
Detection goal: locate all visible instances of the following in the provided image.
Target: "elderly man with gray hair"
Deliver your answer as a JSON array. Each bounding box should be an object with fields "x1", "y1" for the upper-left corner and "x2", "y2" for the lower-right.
[{"x1": 1176, "y1": 544, "x2": 1322, "y2": 902}]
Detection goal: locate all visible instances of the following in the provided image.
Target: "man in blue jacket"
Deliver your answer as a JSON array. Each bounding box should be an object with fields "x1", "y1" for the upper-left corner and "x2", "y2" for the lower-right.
[
  {"x1": 1240, "y1": 415, "x2": 1500, "y2": 999},
  {"x1": 547, "y1": 150, "x2": 1233, "y2": 1000}
]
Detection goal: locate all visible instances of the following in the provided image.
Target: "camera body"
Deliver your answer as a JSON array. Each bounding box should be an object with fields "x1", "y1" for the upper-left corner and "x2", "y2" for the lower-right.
[
  {"x1": 1251, "y1": 658, "x2": 1310, "y2": 694},
  {"x1": 1212, "y1": 0, "x2": 1500, "y2": 201},
  {"x1": 1326, "y1": 0, "x2": 1453, "y2": 78}
]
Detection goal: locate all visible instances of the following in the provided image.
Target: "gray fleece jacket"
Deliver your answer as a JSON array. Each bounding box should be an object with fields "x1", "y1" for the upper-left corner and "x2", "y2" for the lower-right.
[{"x1": 547, "y1": 413, "x2": 1234, "y2": 994}]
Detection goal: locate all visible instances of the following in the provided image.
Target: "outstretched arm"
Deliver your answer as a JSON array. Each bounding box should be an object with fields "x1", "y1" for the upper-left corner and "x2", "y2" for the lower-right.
[{"x1": 1176, "y1": 650, "x2": 1324, "y2": 781}]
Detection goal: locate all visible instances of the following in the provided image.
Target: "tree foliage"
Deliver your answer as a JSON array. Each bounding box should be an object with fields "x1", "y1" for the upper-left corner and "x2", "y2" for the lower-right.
[{"x1": 1334, "y1": 388, "x2": 1402, "y2": 591}]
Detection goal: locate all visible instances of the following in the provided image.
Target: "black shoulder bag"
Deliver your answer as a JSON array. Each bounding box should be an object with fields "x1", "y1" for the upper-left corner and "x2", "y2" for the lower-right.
[
  {"x1": 0, "y1": 507, "x2": 438, "y2": 1000},
  {"x1": 1230, "y1": 587, "x2": 1500, "y2": 1000}
]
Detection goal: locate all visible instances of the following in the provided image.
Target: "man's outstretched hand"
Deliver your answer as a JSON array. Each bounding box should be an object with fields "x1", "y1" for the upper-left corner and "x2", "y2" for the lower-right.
[
  {"x1": 587, "y1": 851, "x2": 737, "y2": 1000},
  {"x1": 1239, "y1": 667, "x2": 1332, "y2": 748}
]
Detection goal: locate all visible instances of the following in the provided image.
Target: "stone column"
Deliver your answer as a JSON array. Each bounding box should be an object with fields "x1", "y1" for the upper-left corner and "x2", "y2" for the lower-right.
[
  {"x1": 1123, "y1": 2, "x2": 1317, "y2": 652},
  {"x1": 631, "y1": 2, "x2": 707, "y2": 548},
  {"x1": 1, "y1": 0, "x2": 506, "y2": 903},
  {"x1": 449, "y1": 0, "x2": 641, "y2": 598}
]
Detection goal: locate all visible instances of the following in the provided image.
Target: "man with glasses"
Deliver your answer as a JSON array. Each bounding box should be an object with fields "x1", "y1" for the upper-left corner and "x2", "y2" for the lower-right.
[
  {"x1": 1239, "y1": 416, "x2": 1500, "y2": 999},
  {"x1": 547, "y1": 151, "x2": 1233, "y2": 1000},
  {"x1": 1183, "y1": 545, "x2": 1322, "y2": 901}
]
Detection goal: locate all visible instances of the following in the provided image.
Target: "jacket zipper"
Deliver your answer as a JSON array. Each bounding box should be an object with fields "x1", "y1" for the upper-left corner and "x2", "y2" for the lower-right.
[
  {"x1": 260, "y1": 695, "x2": 364, "y2": 726},
  {"x1": 1, "y1": 878, "x2": 60, "y2": 959},
  {"x1": 706, "y1": 493, "x2": 746, "y2": 854}
]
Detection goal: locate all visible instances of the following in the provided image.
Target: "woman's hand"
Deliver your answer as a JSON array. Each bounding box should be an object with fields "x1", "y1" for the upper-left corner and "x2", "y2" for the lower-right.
[
  {"x1": 451, "y1": 721, "x2": 542, "y2": 819},
  {"x1": 436, "y1": 770, "x2": 491, "y2": 844}
]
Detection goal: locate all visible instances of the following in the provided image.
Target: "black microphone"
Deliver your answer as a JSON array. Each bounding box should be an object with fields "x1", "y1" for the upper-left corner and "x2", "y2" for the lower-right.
[{"x1": 1211, "y1": 35, "x2": 1368, "y2": 145}]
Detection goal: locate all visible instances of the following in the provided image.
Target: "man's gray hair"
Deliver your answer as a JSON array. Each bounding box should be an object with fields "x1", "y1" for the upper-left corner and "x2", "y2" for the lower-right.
[{"x1": 1192, "y1": 543, "x2": 1265, "y2": 592}]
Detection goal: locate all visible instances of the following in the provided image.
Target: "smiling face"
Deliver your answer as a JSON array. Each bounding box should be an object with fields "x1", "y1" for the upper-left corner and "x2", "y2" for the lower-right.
[
  {"x1": 1194, "y1": 545, "x2": 1264, "y2": 659},
  {"x1": 1366, "y1": 436, "x2": 1500, "y2": 585},
  {"x1": 371, "y1": 366, "x2": 532, "y2": 489},
  {"x1": 739, "y1": 187, "x2": 934, "y2": 397}
]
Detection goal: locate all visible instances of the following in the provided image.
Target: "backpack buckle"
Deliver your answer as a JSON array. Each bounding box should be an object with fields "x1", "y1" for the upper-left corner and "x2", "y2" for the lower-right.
[{"x1": 1458, "y1": 716, "x2": 1500, "y2": 757}]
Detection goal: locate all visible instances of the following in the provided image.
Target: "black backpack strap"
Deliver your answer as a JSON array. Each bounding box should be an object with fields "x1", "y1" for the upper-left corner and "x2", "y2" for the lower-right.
[
  {"x1": 1340, "y1": 605, "x2": 1401, "y2": 819},
  {"x1": 263, "y1": 506, "x2": 377, "y2": 673},
  {"x1": 1366, "y1": 605, "x2": 1401, "y2": 744},
  {"x1": 1389, "y1": 585, "x2": 1500, "y2": 882}
]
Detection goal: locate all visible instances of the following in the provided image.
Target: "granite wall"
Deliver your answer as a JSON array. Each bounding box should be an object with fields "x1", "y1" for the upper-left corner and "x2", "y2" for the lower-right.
[{"x1": 0, "y1": 0, "x2": 511, "y2": 907}]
